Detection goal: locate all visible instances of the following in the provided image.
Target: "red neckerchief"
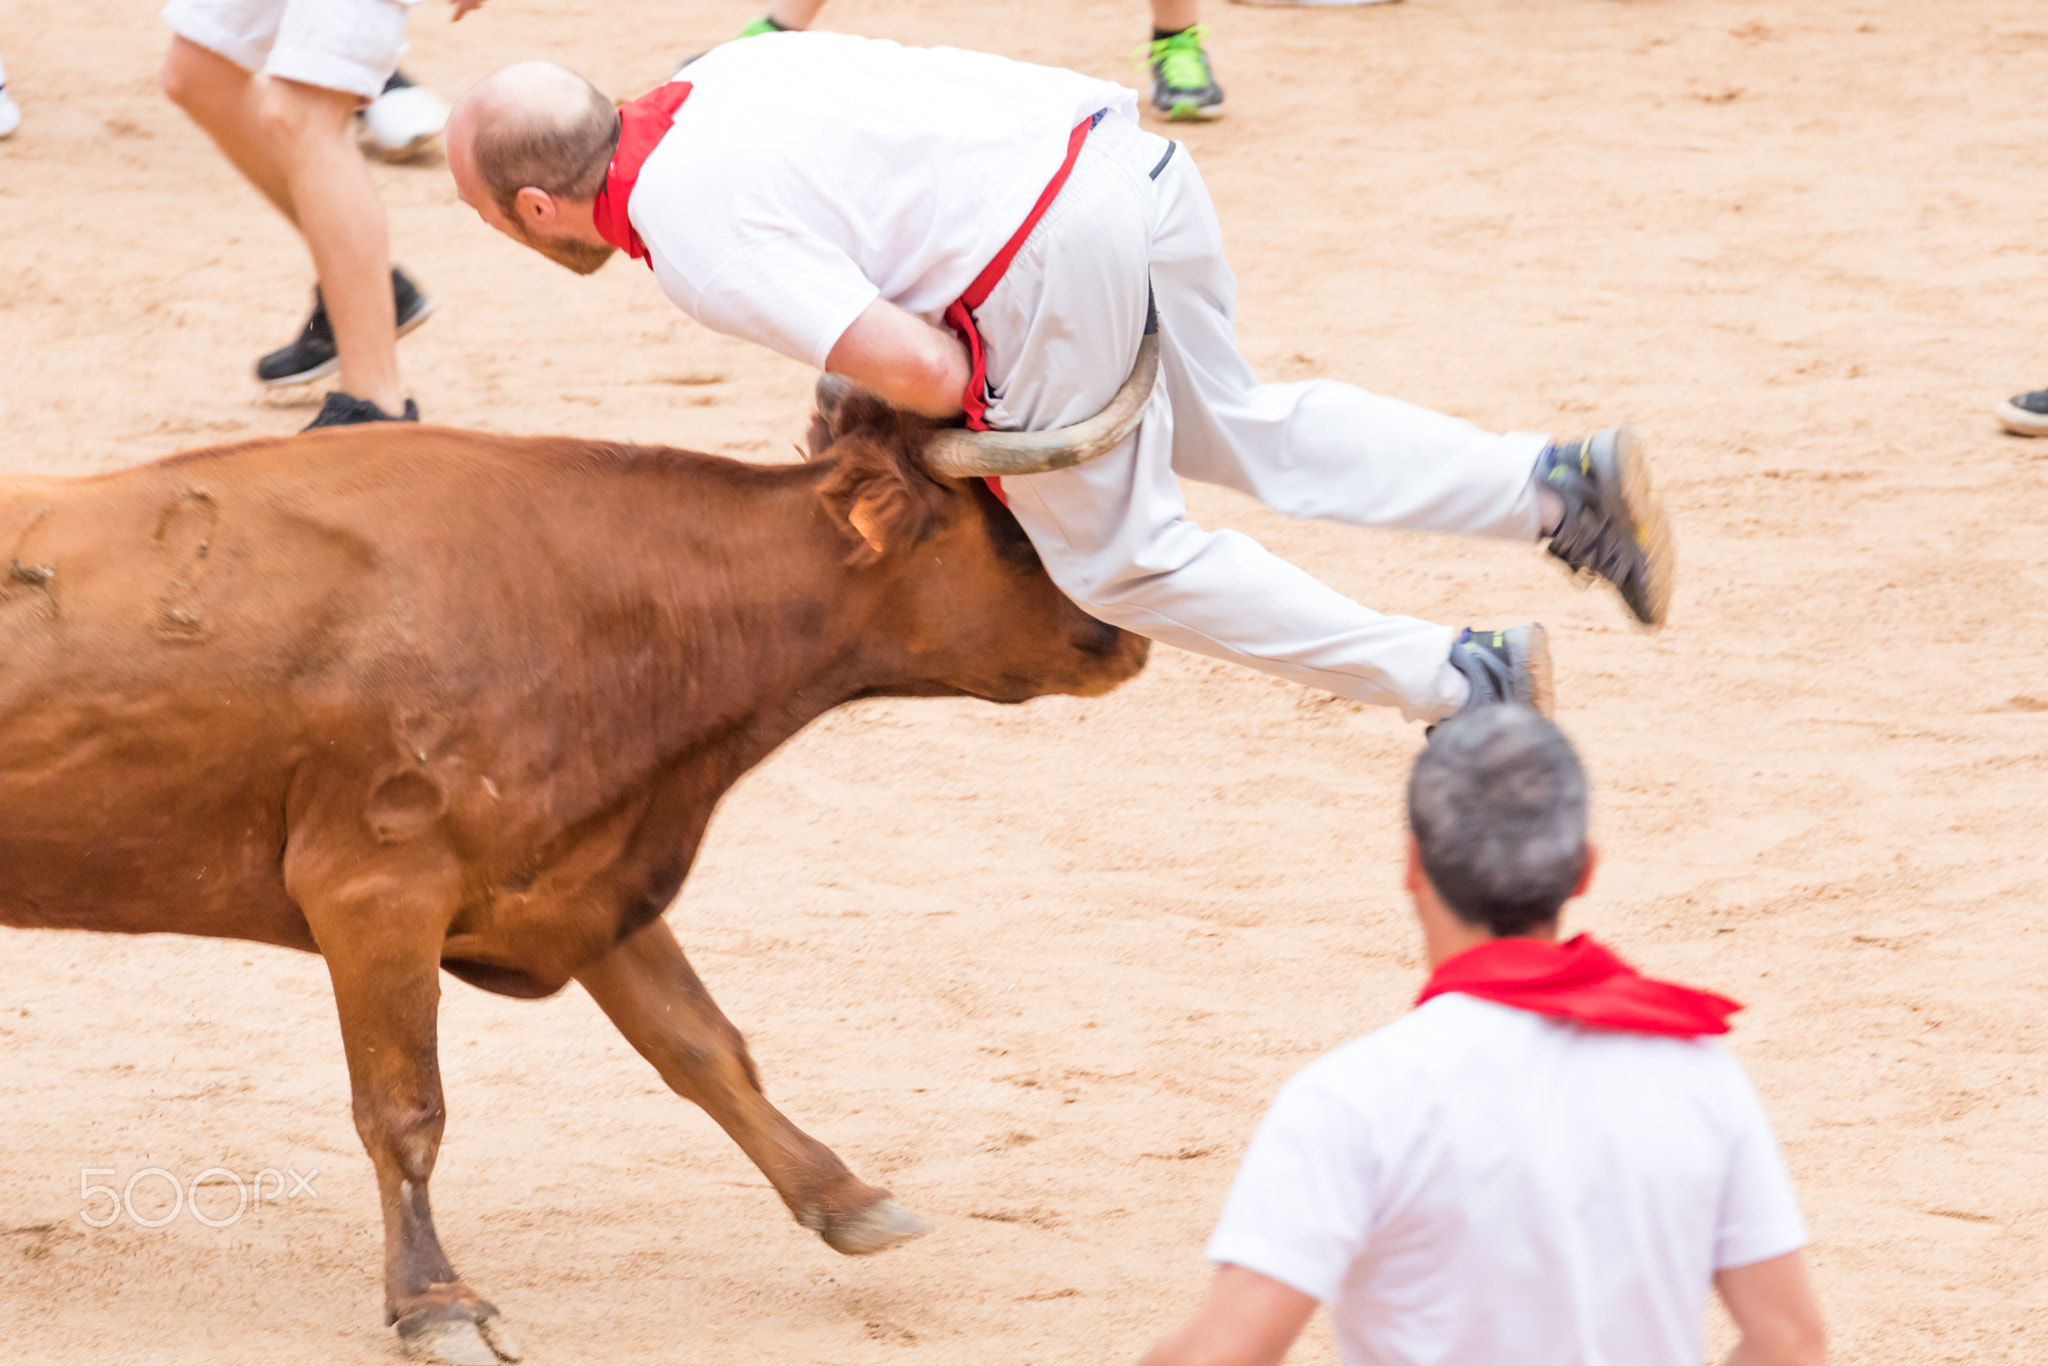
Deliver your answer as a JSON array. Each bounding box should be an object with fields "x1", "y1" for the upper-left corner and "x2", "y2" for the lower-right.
[
  {"x1": 1416, "y1": 933, "x2": 1740, "y2": 1038},
  {"x1": 592, "y1": 82, "x2": 693, "y2": 266}
]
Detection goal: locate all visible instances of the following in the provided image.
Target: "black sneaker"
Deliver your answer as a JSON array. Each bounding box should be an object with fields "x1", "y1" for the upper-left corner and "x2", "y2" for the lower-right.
[
  {"x1": 256, "y1": 267, "x2": 435, "y2": 387},
  {"x1": 1538, "y1": 426, "x2": 1675, "y2": 628},
  {"x1": 1995, "y1": 387, "x2": 2048, "y2": 437},
  {"x1": 302, "y1": 392, "x2": 420, "y2": 431},
  {"x1": 1443, "y1": 624, "x2": 1554, "y2": 723},
  {"x1": 1141, "y1": 26, "x2": 1225, "y2": 122}
]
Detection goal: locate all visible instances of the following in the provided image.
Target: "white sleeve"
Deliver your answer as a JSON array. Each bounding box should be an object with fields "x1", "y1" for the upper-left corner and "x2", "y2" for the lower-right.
[
  {"x1": 1713, "y1": 1061, "x2": 1809, "y2": 1270},
  {"x1": 689, "y1": 236, "x2": 881, "y2": 371},
  {"x1": 1203, "y1": 1065, "x2": 1375, "y2": 1304}
]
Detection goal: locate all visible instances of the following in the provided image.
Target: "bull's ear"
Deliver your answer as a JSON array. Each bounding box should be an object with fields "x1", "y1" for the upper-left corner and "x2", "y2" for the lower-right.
[
  {"x1": 819, "y1": 436, "x2": 935, "y2": 566},
  {"x1": 807, "y1": 373, "x2": 860, "y2": 460},
  {"x1": 803, "y1": 410, "x2": 836, "y2": 462}
]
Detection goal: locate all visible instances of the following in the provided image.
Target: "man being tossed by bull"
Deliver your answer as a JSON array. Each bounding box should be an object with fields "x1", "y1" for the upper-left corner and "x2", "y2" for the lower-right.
[{"x1": 443, "y1": 32, "x2": 1674, "y2": 725}]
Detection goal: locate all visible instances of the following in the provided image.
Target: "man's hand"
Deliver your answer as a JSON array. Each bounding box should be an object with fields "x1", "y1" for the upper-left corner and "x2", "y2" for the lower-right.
[
  {"x1": 1717, "y1": 1251, "x2": 1826, "y2": 1366},
  {"x1": 824, "y1": 299, "x2": 971, "y2": 420},
  {"x1": 1136, "y1": 1265, "x2": 1318, "y2": 1366},
  {"x1": 449, "y1": 0, "x2": 488, "y2": 20}
]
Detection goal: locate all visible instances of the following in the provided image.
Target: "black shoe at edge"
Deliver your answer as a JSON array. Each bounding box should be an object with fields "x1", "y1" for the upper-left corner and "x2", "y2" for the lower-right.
[
  {"x1": 1995, "y1": 386, "x2": 2048, "y2": 437},
  {"x1": 302, "y1": 392, "x2": 420, "y2": 432}
]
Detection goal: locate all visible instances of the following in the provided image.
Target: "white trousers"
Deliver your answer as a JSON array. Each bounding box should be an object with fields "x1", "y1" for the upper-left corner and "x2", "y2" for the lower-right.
[{"x1": 976, "y1": 113, "x2": 1550, "y2": 722}]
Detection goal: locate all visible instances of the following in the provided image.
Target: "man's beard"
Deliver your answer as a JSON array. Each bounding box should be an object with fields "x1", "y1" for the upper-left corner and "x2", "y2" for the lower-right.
[{"x1": 515, "y1": 221, "x2": 616, "y2": 276}]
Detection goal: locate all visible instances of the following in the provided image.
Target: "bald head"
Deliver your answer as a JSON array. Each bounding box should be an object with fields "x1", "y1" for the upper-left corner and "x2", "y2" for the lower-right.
[{"x1": 450, "y1": 61, "x2": 619, "y2": 217}]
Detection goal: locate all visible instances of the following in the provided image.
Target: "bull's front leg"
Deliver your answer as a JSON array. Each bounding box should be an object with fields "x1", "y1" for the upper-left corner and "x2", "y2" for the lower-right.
[
  {"x1": 298, "y1": 855, "x2": 522, "y2": 1366},
  {"x1": 576, "y1": 916, "x2": 930, "y2": 1255}
]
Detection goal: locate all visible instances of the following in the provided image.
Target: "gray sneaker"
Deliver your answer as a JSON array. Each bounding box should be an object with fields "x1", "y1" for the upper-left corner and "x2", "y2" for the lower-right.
[
  {"x1": 1443, "y1": 623, "x2": 1554, "y2": 724},
  {"x1": 1539, "y1": 426, "x2": 1675, "y2": 627}
]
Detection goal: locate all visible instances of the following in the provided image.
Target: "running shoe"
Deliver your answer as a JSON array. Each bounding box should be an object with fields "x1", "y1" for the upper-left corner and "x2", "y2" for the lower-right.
[
  {"x1": 1995, "y1": 386, "x2": 2048, "y2": 437},
  {"x1": 1141, "y1": 26, "x2": 1225, "y2": 122},
  {"x1": 257, "y1": 268, "x2": 434, "y2": 387},
  {"x1": 358, "y1": 71, "x2": 450, "y2": 163},
  {"x1": 1444, "y1": 624, "x2": 1554, "y2": 723},
  {"x1": 1538, "y1": 426, "x2": 1675, "y2": 628},
  {"x1": 303, "y1": 392, "x2": 420, "y2": 431}
]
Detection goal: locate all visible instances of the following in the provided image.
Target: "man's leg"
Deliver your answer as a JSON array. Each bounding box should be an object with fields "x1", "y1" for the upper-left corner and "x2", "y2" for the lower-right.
[
  {"x1": 257, "y1": 77, "x2": 402, "y2": 414},
  {"x1": 162, "y1": 35, "x2": 299, "y2": 222},
  {"x1": 1147, "y1": 143, "x2": 1672, "y2": 625},
  {"x1": 762, "y1": 0, "x2": 828, "y2": 28},
  {"x1": 1007, "y1": 391, "x2": 1473, "y2": 719},
  {"x1": 1145, "y1": 140, "x2": 1552, "y2": 539},
  {"x1": 981, "y1": 120, "x2": 1483, "y2": 721}
]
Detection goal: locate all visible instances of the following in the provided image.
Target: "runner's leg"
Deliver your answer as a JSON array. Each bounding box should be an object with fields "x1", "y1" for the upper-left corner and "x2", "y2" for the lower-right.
[
  {"x1": 259, "y1": 0, "x2": 411, "y2": 414},
  {"x1": 162, "y1": 35, "x2": 299, "y2": 221},
  {"x1": 764, "y1": 0, "x2": 829, "y2": 29},
  {"x1": 982, "y1": 117, "x2": 1468, "y2": 720},
  {"x1": 1147, "y1": 140, "x2": 1552, "y2": 541},
  {"x1": 259, "y1": 80, "x2": 399, "y2": 412}
]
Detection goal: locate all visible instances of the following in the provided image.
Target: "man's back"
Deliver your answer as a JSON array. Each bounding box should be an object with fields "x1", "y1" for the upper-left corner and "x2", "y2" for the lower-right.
[
  {"x1": 634, "y1": 32, "x2": 1134, "y2": 366},
  {"x1": 1208, "y1": 993, "x2": 1807, "y2": 1366}
]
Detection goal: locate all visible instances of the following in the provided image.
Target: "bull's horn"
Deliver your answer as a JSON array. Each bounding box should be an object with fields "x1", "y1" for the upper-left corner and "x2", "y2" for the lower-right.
[
  {"x1": 814, "y1": 372, "x2": 856, "y2": 424},
  {"x1": 921, "y1": 331, "x2": 1159, "y2": 480}
]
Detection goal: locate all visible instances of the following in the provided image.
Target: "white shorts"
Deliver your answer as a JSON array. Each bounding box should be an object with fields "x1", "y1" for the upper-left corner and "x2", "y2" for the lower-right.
[{"x1": 163, "y1": 0, "x2": 417, "y2": 101}]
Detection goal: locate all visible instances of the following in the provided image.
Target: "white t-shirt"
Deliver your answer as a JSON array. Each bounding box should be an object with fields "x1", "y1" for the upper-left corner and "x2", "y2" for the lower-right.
[
  {"x1": 1206, "y1": 993, "x2": 1808, "y2": 1366},
  {"x1": 627, "y1": 32, "x2": 1137, "y2": 370}
]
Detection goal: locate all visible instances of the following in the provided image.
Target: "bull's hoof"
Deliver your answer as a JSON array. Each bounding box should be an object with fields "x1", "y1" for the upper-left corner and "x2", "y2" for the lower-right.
[
  {"x1": 818, "y1": 1197, "x2": 932, "y2": 1256},
  {"x1": 395, "y1": 1291, "x2": 522, "y2": 1365}
]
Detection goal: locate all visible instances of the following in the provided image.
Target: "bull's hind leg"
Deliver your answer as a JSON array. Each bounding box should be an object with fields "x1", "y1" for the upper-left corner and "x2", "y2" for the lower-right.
[
  {"x1": 577, "y1": 916, "x2": 929, "y2": 1255},
  {"x1": 295, "y1": 855, "x2": 522, "y2": 1366}
]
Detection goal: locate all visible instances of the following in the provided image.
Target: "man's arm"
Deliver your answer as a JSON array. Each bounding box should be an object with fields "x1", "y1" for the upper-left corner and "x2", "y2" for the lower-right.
[
  {"x1": 1135, "y1": 1265, "x2": 1318, "y2": 1366},
  {"x1": 824, "y1": 298, "x2": 970, "y2": 420},
  {"x1": 1715, "y1": 1250, "x2": 1825, "y2": 1366}
]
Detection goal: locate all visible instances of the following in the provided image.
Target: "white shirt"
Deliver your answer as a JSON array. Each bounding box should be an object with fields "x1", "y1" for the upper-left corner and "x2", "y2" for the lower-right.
[
  {"x1": 1206, "y1": 994, "x2": 1808, "y2": 1366},
  {"x1": 628, "y1": 32, "x2": 1137, "y2": 370}
]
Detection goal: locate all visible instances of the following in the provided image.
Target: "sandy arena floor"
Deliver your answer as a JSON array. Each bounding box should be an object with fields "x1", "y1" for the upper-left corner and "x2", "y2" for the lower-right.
[{"x1": 2, "y1": 0, "x2": 2045, "y2": 1362}]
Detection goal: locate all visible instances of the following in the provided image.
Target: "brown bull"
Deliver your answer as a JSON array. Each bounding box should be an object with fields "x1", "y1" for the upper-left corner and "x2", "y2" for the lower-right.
[{"x1": 0, "y1": 378, "x2": 1149, "y2": 1363}]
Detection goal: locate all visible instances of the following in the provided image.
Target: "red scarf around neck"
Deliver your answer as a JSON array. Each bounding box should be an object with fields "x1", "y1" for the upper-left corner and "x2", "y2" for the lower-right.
[
  {"x1": 592, "y1": 82, "x2": 693, "y2": 266},
  {"x1": 1416, "y1": 933, "x2": 1740, "y2": 1038}
]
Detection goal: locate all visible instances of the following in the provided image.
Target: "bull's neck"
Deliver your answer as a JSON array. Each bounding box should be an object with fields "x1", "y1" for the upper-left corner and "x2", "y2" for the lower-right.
[{"x1": 637, "y1": 461, "x2": 900, "y2": 769}]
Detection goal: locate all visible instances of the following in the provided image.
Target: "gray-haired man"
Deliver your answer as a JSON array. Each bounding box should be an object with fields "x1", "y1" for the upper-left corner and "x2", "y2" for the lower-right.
[{"x1": 1140, "y1": 706, "x2": 1825, "y2": 1366}]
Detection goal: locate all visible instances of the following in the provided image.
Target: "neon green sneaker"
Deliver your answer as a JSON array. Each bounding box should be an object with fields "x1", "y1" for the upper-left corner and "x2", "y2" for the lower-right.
[
  {"x1": 735, "y1": 17, "x2": 783, "y2": 38},
  {"x1": 1137, "y1": 25, "x2": 1225, "y2": 122}
]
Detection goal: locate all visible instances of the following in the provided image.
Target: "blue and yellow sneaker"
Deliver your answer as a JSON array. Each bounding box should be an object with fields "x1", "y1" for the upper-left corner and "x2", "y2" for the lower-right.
[
  {"x1": 1445, "y1": 624, "x2": 1554, "y2": 723},
  {"x1": 1538, "y1": 426, "x2": 1674, "y2": 628},
  {"x1": 1141, "y1": 26, "x2": 1225, "y2": 122}
]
